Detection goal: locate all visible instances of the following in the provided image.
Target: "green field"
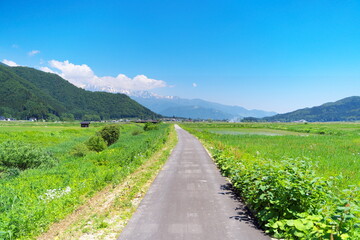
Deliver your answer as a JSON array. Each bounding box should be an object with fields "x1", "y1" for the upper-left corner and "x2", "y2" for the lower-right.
[
  {"x1": 181, "y1": 122, "x2": 360, "y2": 239},
  {"x1": 0, "y1": 121, "x2": 171, "y2": 239},
  {"x1": 0, "y1": 122, "x2": 98, "y2": 155},
  {"x1": 188, "y1": 123, "x2": 360, "y2": 189}
]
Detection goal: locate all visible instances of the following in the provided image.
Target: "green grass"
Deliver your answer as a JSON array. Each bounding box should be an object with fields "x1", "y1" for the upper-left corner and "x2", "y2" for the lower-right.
[
  {"x1": 202, "y1": 127, "x2": 307, "y2": 136},
  {"x1": 181, "y1": 122, "x2": 360, "y2": 239},
  {"x1": 203, "y1": 134, "x2": 359, "y2": 189},
  {"x1": 183, "y1": 122, "x2": 360, "y2": 189},
  {"x1": 44, "y1": 125, "x2": 178, "y2": 239},
  {"x1": 188, "y1": 122, "x2": 360, "y2": 136},
  {"x1": 0, "y1": 122, "x2": 97, "y2": 155},
  {"x1": 0, "y1": 121, "x2": 171, "y2": 239}
]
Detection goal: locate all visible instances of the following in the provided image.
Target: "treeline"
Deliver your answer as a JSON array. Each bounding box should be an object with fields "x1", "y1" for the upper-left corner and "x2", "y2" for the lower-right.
[
  {"x1": 0, "y1": 65, "x2": 160, "y2": 120},
  {"x1": 242, "y1": 96, "x2": 360, "y2": 122}
]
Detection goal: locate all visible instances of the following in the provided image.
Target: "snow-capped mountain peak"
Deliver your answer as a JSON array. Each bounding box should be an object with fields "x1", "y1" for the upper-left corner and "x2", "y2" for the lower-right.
[{"x1": 83, "y1": 84, "x2": 175, "y2": 99}]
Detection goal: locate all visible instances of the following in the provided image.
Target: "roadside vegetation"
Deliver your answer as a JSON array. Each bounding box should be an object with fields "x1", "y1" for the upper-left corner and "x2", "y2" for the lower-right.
[
  {"x1": 181, "y1": 122, "x2": 359, "y2": 239},
  {"x1": 38, "y1": 122, "x2": 178, "y2": 239},
  {"x1": 0, "y1": 121, "x2": 171, "y2": 239}
]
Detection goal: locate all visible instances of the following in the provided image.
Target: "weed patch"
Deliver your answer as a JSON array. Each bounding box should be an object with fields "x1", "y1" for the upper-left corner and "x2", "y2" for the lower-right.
[{"x1": 0, "y1": 141, "x2": 57, "y2": 172}]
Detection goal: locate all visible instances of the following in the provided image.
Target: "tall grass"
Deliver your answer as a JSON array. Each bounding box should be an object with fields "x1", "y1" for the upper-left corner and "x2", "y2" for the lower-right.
[
  {"x1": 203, "y1": 134, "x2": 359, "y2": 189},
  {"x1": 181, "y1": 123, "x2": 360, "y2": 239},
  {"x1": 0, "y1": 122, "x2": 170, "y2": 239}
]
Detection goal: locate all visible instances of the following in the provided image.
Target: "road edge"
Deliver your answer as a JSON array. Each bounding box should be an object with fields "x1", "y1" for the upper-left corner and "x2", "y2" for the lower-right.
[{"x1": 37, "y1": 124, "x2": 178, "y2": 240}]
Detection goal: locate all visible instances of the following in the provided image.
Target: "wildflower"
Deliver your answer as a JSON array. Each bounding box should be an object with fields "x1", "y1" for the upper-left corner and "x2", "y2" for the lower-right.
[{"x1": 39, "y1": 186, "x2": 72, "y2": 201}]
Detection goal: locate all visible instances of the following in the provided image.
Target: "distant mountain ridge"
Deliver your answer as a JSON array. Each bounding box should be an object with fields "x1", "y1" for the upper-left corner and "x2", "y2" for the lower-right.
[
  {"x1": 263, "y1": 96, "x2": 360, "y2": 122},
  {"x1": 129, "y1": 92, "x2": 276, "y2": 120},
  {"x1": 46, "y1": 74, "x2": 276, "y2": 120},
  {"x1": 0, "y1": 64, "x2": 159, "y2": 120},
  {"x1": 161, "y1": 105, "x2": 234, "y2": 120}
]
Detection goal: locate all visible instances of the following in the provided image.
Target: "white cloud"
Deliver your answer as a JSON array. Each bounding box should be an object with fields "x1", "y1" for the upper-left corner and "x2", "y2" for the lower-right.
[
  {"x1": 39, "y1": 66, "x2": 56, "y2": 74},
  {"x1": 42, "y1": 60, "x2": 167, "y2": 91},
  {"x1": 28, "y1": 50, "x2": 40, "y2": 56},
  {"x1": 192, "y1": 83, "x2": 197, "y2": 87},
  {"x1": 2, "y1": 59, "x2": 19, "y2": 67}
]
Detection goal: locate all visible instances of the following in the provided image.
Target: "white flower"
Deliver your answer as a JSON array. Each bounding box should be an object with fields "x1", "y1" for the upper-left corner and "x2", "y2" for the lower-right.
[{"x1": 39, "y1": 186, "x2": 72, "y2": 201}]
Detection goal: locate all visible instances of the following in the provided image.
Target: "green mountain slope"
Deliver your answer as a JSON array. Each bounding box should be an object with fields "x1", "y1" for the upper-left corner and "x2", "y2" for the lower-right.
[
  {"x1": 263, "y1": 96, "x2": 360, "y2": 122},
  {"x1": 0, "y1": 65, "x2": 65, "y2": 119},
  {"x1": 0, "y1": 65, "x2": 159, "y2": 120}
]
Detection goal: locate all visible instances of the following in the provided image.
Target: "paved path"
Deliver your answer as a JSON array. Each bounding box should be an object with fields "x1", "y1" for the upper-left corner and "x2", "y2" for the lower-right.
[{"x1": 118, "y1": 125, "x2": 270, "y2": 240}]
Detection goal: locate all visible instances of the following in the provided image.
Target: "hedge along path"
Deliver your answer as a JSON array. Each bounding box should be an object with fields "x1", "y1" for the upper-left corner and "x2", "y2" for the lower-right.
[{"x1": 37, "y1": 125, "x2": 178, "y2": 240}]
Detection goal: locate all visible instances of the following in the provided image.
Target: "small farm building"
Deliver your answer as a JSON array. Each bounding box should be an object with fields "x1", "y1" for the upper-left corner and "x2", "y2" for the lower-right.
[{"x1": 80, "y1": 122, "x2": 90, "y2": 127}]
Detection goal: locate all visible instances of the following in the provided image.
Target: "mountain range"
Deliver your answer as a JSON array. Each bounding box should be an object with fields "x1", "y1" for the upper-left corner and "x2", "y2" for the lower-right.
[
  {"x1": 0, "y1": 64, "x2": 158, "y2": 120},
  {"x1": 2, "y1": 62, "x2": 359, "y2": 122},
  {"x1": 262, "y1": 96, "x2": 360, "y2": 122},
  {"x1": 128, "y1": 92, "x2": 277, "y2": 120}
]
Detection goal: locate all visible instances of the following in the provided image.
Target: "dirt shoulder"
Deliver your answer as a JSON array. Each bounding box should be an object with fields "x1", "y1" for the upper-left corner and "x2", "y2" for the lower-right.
[{"x1": 37, "y1": 125, "x2": 177, "y2": 240}]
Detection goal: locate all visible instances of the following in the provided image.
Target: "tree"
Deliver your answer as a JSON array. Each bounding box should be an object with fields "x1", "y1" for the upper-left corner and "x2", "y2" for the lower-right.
[
  {"x1": 98, "y1": 125, "x2": 120, "y2": 146},
  {"x1": 241, "y1": 117, "x2": 259, "y2": 122},
  {"x1": 46, "y1": 113, "x2": 60, "y2": 122},
  {"x1": 83, "y1": 114, "x2": 101, "y2": 121},
  {"x1": 60, "y1": 113, "x2": 75, "y2": 121}
]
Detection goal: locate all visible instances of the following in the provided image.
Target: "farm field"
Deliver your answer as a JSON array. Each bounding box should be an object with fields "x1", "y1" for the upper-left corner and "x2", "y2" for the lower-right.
[
  {"x1": 0, "y1": 121, "x2": 171, "y2": 239},
  {"x1": 186, "y1": 122, "x2": 360, "y2": 189},
  {"x1": 181, "y1": 122, "x2": 360, "y2": 239},
  {"x1": 204, "y1": 127, "x2": 307, "y2": 136}
]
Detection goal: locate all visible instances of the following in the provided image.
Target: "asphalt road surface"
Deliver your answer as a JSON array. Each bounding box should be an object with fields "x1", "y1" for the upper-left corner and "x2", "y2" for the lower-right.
[{"x1": 118, "y1": 125, "x2": 270, "y2": 240}]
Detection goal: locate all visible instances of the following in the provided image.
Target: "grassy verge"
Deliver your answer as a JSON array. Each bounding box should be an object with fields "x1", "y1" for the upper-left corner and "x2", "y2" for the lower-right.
[
  {"x1": 0, "y1": 123, "x2": 171, "y2": 239},
  {"x1": 37, "y1": 124, "x2": 177, "y2": 239},
  {"x1": 181, "y1": 123, "x2": 359, "y2": 240}
]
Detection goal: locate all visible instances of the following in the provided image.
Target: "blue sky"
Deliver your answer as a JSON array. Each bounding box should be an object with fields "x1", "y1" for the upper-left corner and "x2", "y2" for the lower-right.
[{"x1": 1, "y1": 0, "x2": 360, "y2": 113}]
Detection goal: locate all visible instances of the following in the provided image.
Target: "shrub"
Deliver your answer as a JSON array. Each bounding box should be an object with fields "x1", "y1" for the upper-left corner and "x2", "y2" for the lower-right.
[
  {"x1": 144, "y1": 122, "x2": 158, "y2": 131},
  {"x1": 208, "y1": 145, "x2": 360, "y2": 239},
  {"x1": 0, "y1": 141, "x2": 57, "y2": 171},
  {"x1": 0, "y1": 168, "x2": 20, "y2": 179},
  {"x1": 70, "y1": 143, "x2": 91, "y2": 157},
  {"x1": 98, "y1": 125, "x2": 120, "y2": 146},
  {"x1": 132, "y1": 129, "x2": 143, "y2": 136},
  {"x1": 85, "y1": 136, "x2": 107, "y2": 152}
]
